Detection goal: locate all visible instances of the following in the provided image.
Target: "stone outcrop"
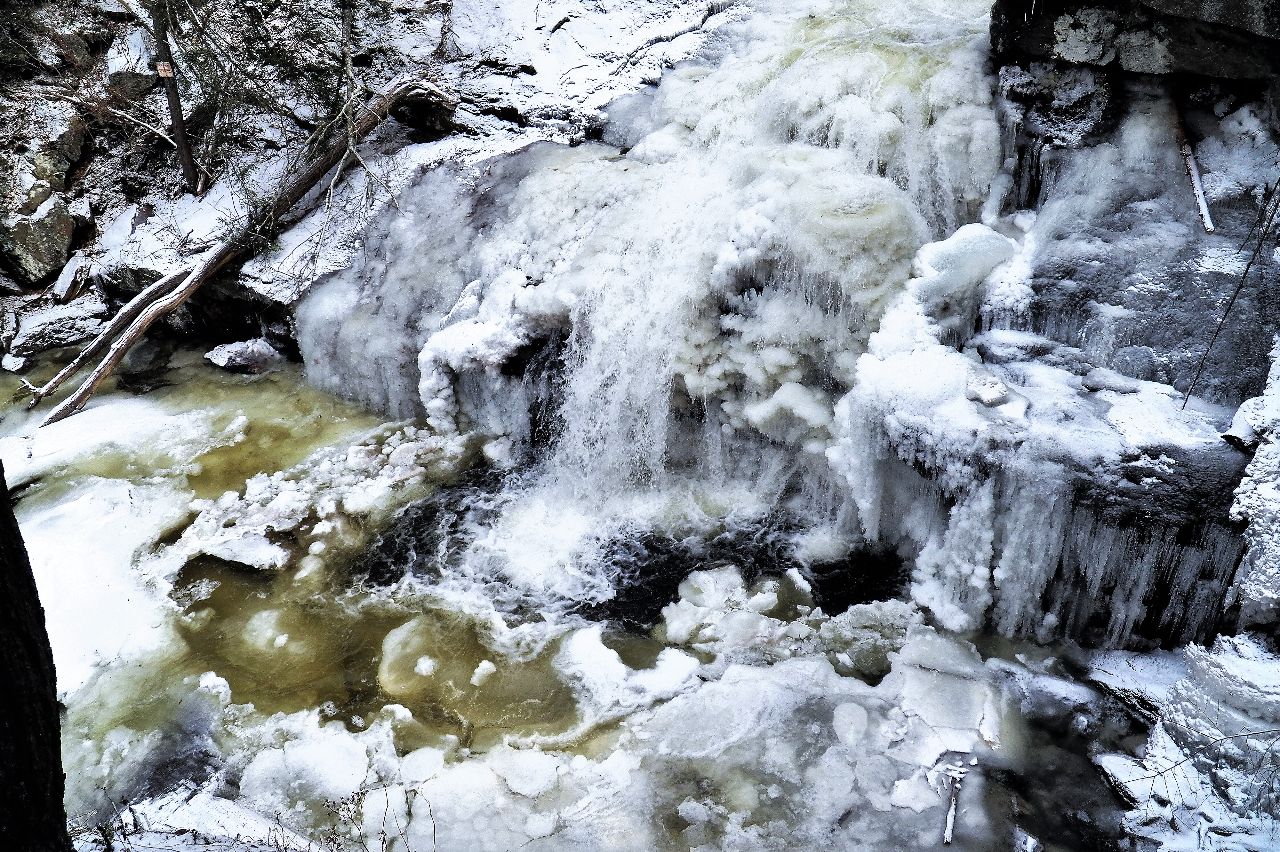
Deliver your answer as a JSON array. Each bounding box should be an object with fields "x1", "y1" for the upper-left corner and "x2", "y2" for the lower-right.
[
  {"x1": 1140, "y1": 0, "x2": 1280, "y2": 40},
  {"x1": 0, "y1": 101, "x2": 87, "y2": 286},
  {"x1": 1, "y1": 198, "x2": 76, "y2": 284},
  {"x1": 993, "y1": 0, "x2": 1280, "y2": 83}
]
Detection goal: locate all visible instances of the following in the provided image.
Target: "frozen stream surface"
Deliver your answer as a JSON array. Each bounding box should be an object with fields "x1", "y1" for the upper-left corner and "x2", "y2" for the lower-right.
[{"x1": 4, "y1": 0, "x2": 1280, "y2": 849}]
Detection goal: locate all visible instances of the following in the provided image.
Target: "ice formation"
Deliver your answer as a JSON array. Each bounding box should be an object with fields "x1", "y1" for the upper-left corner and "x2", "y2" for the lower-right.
[{"x1": 296, "y1": 0, "x2": 1001, "y2": 631}]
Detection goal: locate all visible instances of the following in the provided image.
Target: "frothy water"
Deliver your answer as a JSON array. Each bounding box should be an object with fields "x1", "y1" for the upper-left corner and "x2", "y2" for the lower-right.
[{"x1": 297, "y1": 0, "x2": 1000, "y2": 623}]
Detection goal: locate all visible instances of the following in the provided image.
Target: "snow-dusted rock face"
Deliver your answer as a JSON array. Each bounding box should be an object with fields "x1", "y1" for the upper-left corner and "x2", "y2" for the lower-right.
[
  {"x1": 1141, "y1": 0, "x2": 1280, "y2": 39},
  {"x1": 993, "y1": 0, "x2": 1280, "y2": 83}
]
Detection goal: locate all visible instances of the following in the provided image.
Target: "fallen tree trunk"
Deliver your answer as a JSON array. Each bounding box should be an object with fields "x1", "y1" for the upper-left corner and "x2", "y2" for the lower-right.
[
  {"x1": 31, "y1": 74, "x2": 455, "y2": 426},
  {"x1": 0, "y1": 462, "x2": 72, "y2": 851},
  {"x1": 1174, "y1": 108, "x2": 1215, "y2": 234}
]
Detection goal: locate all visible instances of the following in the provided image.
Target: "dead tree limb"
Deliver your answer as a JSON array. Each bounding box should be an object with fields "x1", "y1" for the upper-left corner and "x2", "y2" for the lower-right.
[
  {"x1": 33, "y1": 74, "x2": 456, "y2": 426},
  {"x1": 1174, "y1": 105, "x2": 1215, "y2": 233},
  {"x1": 21, "y1": 269, "x2": 188, "y2": 406},
  {"x1": 150, "y1": 1, "x2": 199, "y2": 194}
]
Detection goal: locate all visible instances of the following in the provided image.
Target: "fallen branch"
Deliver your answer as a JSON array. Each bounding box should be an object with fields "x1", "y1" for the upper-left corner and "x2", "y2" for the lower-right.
[
  {"x1": 28, "y1": 88, "x2": 179, "y2": 148},
  {"x1": 1174, "y1": 105, "x2": 1215, "y2": 234},
  {"x1": 32, "y1": 74, "x2": 456, "y2": 426},
  {"x1": 22, "y1": 269, "x2": 188, "y2": 406}
]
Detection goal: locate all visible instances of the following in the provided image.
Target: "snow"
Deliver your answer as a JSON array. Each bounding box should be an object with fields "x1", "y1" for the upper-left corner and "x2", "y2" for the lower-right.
[
  {"x1": 1231, "y1": 339, "x2": 1280, "y2": 626},
  {"x1": 1094, "y1": 634, "x2": 1280, "y2": 850},
  {"x1": 17, "y1": 478, "x2": 186, "y2": 695},
  {"x1": 0, "y1": 395, "x2": 245, "y2": 694},
  {"x1": 240, "y1": 724, "x2": 371, "y2": 816}
]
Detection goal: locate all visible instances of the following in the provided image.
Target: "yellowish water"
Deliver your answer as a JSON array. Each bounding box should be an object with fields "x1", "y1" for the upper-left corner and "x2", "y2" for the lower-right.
[{"x1": 7, "y1": 351, "x2": 599, "y2": 767}]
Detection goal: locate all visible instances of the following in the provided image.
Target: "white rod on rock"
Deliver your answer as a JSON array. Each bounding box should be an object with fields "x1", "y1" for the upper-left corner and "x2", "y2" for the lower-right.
[{"x1": 1175, "y1": 109, "x2": 1215, "y2": 233}]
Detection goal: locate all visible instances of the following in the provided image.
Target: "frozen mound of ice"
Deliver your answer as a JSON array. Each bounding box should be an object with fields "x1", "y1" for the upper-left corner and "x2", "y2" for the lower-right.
[
  {"x1": 293, "y1": 0, "x2": 1001, "y2": 627},
  {"x1": 78, "y1": 567, "x2": 1022, "y2": 851},
  {"x1": 829, "y1": 213, "x2": 1247, "y2": 647}
]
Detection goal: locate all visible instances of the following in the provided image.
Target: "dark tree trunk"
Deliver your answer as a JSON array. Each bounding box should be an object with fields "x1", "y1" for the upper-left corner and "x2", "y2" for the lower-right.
[
  {"x1": 0, "y1": 462, "x2": 71, "y2": 850},
  {"x1": 150, "y1": 1, "x2": 200, "y2": 194}
]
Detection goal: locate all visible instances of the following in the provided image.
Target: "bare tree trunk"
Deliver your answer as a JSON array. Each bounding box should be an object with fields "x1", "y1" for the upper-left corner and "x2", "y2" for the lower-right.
[
  {"x1": 150, "y1": 1, "x2": 199, "y2": 195},
  {"x1": 30, "y1": 74, "x2": 455, "y2": 425},
  {"x1": 0, "y1": 463, "x2": 72, "y2": 851}
]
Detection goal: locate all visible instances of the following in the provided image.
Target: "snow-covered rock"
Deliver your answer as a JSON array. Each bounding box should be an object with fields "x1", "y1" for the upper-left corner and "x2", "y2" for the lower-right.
[{"x1": 204, "y1": 338, "x2": 284, "y2": 374}]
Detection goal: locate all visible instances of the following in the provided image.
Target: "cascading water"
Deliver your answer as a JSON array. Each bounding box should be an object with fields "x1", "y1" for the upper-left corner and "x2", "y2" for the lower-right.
[{"x1": 296, "y1": 0, "x2": 1002, "y2": 635}]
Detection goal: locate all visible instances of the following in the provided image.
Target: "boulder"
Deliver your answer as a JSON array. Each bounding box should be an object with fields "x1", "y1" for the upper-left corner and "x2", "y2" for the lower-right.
[
  {"x1": 1, "y1": 196, "x2": 76, "y2": 284},
  {"x1": 104, "y1": 27, "x2": 155, "y2": 100},
  {"x1": 7, "y1": 292, "x2": 108, "y2": 357},
  {"x1": 204, "y1": 338, "x2": 284, "y2": 374},
  {"x1": 3, "y1": 101, "x2": 86, "y2": 217}
]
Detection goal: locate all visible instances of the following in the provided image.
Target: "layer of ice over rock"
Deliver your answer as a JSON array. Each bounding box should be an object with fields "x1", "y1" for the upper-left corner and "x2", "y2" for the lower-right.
[
  {"x1": 1091, "y1": 634, "x2": 1280, "y2": 850},
  {"x1": 1091, "y1": 338, "x2": 1280, "y2": 848},
  {"x1": 831, "y1": 215, "x2": 1246, "y2": 647},
  {"x1": 824, "y1": 82, "x2": 1280, "y2": 648}
]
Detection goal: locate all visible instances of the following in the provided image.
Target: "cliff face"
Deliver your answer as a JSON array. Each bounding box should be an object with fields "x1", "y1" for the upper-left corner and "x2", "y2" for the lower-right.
[
  {"x1": 993, "y1": 0, "x2": 1280, "y2": 95},
  {"x1": 1140, "y1": 0, "x2": 1280, "y2": 39}
]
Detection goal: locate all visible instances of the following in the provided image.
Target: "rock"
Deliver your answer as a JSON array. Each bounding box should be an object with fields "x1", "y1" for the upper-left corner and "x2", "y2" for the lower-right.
[
  {"x1": 1053, "y1": 9, "x2": 1119, "y2": 65},
  {"x1": 8, "y1": 292, "x2": 109, "y2": 357},
  {"x1": 104, "y1": 27, "x2": 155, "y2": 99},
  {"x1": 1222, "y1": 421, "x2": 1258, "y2": 453},
  {"x1": 1, "y1": 354, "x2": 27, "y2": 373},
  {"x1": 0, "y1": 302, "x2": 15, "y2": 351},
  {"x1": 1081, "y1": 367, "x2": 1141, "y2": 394},
  {"x1": 1140, "y1": 0, "x2": 1280, "y2": 40},
  {"x1": 51, "y1": 253, "x2": 97, "y2": 302},
  {"x1": 2, "y1": 101, "x2": 87, "y2": 223},
  {"x1": 1109, "y1": 345, "x2": 1158, "y2": 383},
  {"x1": 965, "y1": 371, "x2": 1010, "y2": 406},
  {"x1": 119, "y1": 338, "x2": 172, "y2": 376},
  {"x1": 1, "y1": 196, "x2": 76, "y2": 284},
  {"x1": 999, "y1": 63, "x2": 1116, "y2": 148},
  {"x1": 204, "y1": 338, "x2": 284, "y2": 374},
  {"x1": 1221, "y1": 389, "x2": 1280, "y2": 454},
  {"x1": 993, "y1": 0, "x2": 1279, "y2": 81}
]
